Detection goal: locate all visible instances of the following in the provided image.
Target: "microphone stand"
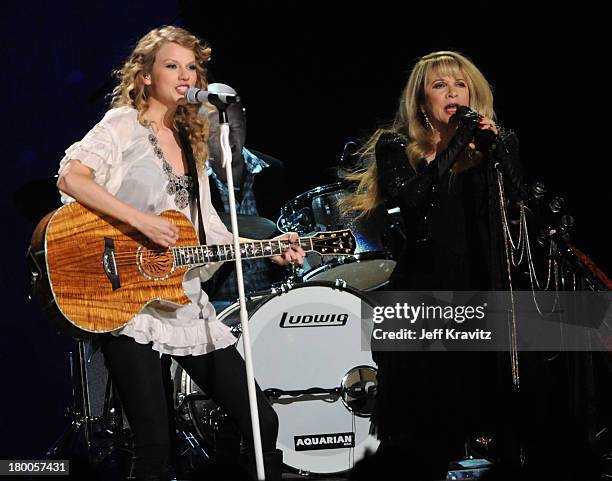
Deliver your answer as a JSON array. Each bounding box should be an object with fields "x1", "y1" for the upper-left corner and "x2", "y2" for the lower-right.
[{"x1": 212, "y1": 101, "x2": 266, "y2": 480}]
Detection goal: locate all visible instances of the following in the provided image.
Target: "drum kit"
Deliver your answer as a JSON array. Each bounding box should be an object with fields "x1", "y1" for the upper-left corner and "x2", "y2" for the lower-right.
[{"x1": 175, "y1": 181, "x2": 402, "y2": 476}]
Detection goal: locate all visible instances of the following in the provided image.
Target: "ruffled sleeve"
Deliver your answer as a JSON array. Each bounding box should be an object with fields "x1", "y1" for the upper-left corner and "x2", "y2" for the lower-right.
[{"x1": 58, "y1": 109, "x2": 129, "y2": 203}]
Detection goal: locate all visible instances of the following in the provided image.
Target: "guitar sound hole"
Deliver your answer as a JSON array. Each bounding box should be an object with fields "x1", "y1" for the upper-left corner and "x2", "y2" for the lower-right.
[{"x1": 138, "y1": 248, "x2": 174, "y2": 279}]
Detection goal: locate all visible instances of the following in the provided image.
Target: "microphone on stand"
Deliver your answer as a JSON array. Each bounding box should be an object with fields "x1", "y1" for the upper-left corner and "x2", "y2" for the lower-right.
[
  {"x1": 191, "y1": 82, "x2": 266, "y2": 480},
  {"x1": 186, "y1": 84, "x2": 240, "y2": 124},
  {"x1": 185, "y1": 84, "x2": 241, "y2": 105}
]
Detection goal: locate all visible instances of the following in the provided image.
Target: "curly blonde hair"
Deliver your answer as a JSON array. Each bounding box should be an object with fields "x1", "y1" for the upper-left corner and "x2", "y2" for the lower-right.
[
  {"x1": 111, "y1": 25, "x2": 211, "y2": 171},
  {"x1": 341, "y1": 51, "x2": 495, "y2": 218}
]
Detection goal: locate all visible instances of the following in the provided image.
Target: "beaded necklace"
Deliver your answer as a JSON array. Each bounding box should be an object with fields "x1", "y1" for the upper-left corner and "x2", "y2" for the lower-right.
[{"x1": 147, "y1": 129, "x2": 192, "y2": 210}]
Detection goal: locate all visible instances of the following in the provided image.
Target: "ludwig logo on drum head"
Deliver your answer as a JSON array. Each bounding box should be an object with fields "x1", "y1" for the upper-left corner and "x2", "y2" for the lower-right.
[
  {"x1": 279, "y1": 311, "x2": 349, "y2": 328},
  {"x1": 294, "y1": 432, "x2": 355, "y2": 451}
]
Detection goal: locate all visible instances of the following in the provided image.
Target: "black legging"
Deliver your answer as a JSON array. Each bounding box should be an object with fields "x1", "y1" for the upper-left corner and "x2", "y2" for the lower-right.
[{"x1": 101, "y1": 335, "x2": 278, "y2": 479}]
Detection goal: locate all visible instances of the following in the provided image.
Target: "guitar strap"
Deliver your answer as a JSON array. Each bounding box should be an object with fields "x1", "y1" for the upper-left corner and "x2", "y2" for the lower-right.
[
  {"x1": 178, "y1": 128, "x2": 223, "y2": 297},
  {"x1": 177, "y1": 128, "x2": 206, "y2": 244}
]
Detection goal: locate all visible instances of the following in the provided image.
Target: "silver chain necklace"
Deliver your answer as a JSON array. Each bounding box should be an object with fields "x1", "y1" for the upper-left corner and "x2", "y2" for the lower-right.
[{"x1": 147, "y1": 129, "x2": 192, "y2": 210}]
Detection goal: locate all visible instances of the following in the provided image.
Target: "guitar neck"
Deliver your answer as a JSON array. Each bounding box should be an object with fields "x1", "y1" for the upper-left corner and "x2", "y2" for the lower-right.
[{"x1": 173, "y1": 237, "x2": 314, "y2": 267}]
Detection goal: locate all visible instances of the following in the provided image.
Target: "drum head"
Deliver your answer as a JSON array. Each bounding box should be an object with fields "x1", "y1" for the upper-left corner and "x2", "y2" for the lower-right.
[
  {"x1": 303, "y1": 257, "x2": 397, "y2": 291},
  {"x1": 234, "y1": 282, "x2": 379, "y2": 475}
]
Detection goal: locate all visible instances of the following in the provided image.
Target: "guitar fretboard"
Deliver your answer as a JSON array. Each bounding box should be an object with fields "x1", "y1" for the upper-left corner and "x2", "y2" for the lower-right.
[{"x1": 172, "y1": 238, "x2": 314, "y2": 267}]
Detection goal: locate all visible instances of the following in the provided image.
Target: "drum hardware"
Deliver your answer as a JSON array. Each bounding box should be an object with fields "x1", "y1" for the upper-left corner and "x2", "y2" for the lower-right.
[
  {"x1": 174, "y1": 367, "x2": 244, "y2": 465},
  {"x1": 277, "y1": 278, "x2": 295, "y2": 294},
  {"x1": 46, "y1": 340, "x2": 95, "y2": 459},
  {"x1": 176, "y1": 389, "x2": 228, "y2": 434},
  {"x1": 340, "y1": 366, "x2": 378, "y2": 417},
  {"x1": 284, "y1": 262, "x2": 305, "y2": 284},
  {"x1": 176, "y1": 429, "x2": 211, "y2": 466},
  {"x1": 264, "y1": 387, "x2": 343, "y2": 399},
  {"x1": 173, "y1": 397, "x2": 225, "y2": 477},
  {"x1": 264, "y1": 365, "x2": 378, "y2": 419},
  {"x1": 339, "y1": 140, "x2": 360, "y2": 166},
  {"x1": 228, "y1": 325, "x2": 242, "y2": 337},
  {"x1": 46, "y1": 339, "x2": 127, "y2": 465},
  {"x1": 181, "y1": 394, "x2": 228, "y2": 447},
  {"x1": 249, "y1": 279, "x2": 294, "y2": 298}
]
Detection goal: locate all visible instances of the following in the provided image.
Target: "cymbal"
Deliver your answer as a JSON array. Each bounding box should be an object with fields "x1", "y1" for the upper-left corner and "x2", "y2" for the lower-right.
[{"x1": 218, "y1": 213, "x2": 278, "y2": 239}]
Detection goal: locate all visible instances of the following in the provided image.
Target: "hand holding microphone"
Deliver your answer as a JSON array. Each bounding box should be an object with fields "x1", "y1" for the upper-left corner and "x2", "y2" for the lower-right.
[
  {"x1": 433, "y1": 105, "x2": 499, "y2": 176},
  {"x1": 454, "y1": 106, "x2": 526, "y2": 193},
  {"x1": 452, "y1": 105, "x2": 498, "y2": 153}
]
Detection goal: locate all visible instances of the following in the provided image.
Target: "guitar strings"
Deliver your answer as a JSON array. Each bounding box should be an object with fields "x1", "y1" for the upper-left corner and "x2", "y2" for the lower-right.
[
  {"x1": 91, "y1": 238, "x2": 350, "y2": 265},
  {"x1": 101, "y1": 240, "x2": 305, "y2": 262}
]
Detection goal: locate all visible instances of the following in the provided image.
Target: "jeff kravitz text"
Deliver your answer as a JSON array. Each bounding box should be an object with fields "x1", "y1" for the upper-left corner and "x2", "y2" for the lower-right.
[{"x1": 372, "y1": 327, "x2": 492, "y2": 340}]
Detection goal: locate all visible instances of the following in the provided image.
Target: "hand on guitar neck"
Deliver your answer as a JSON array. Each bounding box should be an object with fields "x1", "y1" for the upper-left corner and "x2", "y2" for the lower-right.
[{"x1": 267, "y1": 231, "x2": 305, "y2": 266}]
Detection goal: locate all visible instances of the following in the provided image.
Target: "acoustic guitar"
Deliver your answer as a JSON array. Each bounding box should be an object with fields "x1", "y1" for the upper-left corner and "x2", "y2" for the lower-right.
[{"x1": 28, "y1": 202, "x2": 356, "y2": 337}]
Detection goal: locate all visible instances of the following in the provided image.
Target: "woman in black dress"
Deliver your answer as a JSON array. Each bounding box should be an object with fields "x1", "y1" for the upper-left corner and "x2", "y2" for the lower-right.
[{"x1": 342, "y1": 51, "x2": 526, "y2": 479}]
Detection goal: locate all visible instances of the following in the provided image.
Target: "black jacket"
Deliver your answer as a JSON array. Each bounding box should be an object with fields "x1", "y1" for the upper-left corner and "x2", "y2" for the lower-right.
[{"x1": 375, "y1": 127, "x2": 527, "y2": 290}]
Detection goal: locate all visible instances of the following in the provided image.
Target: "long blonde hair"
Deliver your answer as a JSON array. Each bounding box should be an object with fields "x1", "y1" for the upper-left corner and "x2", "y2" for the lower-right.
[
  {"x1": 341, "y1": 51, "x2": 495, "y2": 218},
  {"x1": 111, "y1": 25, "x2": 211, "y2": 171}
]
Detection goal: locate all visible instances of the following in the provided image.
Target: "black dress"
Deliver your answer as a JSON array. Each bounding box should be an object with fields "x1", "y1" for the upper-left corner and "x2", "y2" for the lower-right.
[{"x1": 370, "y1": 127, "x2": 526, "y2": 477}]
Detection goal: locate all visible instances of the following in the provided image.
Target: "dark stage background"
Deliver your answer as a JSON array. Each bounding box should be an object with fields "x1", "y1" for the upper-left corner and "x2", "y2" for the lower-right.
[{"x1": 1, "y1": 0, "x2": 607, "y2": 461}]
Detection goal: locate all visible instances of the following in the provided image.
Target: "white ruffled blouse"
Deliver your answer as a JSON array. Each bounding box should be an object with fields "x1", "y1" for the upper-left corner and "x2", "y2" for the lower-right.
[{"x1": 58, "y1": 106, "x2": 237, "y2": 355}]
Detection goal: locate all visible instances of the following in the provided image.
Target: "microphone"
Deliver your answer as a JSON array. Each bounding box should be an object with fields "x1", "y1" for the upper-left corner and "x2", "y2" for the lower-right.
[
  {"x1": 454, "y1": 105, "x2": 497, "y2": 152},
  {"x1": 454, "y1": 105, "x2": 481, "y2": 124},
  {"x1": 185, "y1": 83, "x2": 241, "y2": 105}
]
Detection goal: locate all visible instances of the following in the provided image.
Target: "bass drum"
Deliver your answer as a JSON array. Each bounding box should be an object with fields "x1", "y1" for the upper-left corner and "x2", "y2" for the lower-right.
[{"x1": 229, "y1": 282, "x2": 379, "y2": 475}]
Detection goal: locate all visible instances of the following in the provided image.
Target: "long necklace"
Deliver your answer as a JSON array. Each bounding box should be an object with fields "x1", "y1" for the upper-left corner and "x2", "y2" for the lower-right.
[{"x1": 147, "y1": 129, "x2": 192, "y2": 209}]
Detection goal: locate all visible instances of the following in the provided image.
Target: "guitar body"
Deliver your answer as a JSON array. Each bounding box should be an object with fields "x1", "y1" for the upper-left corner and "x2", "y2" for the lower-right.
[{"x1": 29, "y1": 203, "x2": 197, "y2": 336}]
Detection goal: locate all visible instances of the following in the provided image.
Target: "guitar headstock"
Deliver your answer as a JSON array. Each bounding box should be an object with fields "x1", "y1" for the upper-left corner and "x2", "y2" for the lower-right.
[{"x1": 308, "y1": 229, "x2": 356, "y2": 256}]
